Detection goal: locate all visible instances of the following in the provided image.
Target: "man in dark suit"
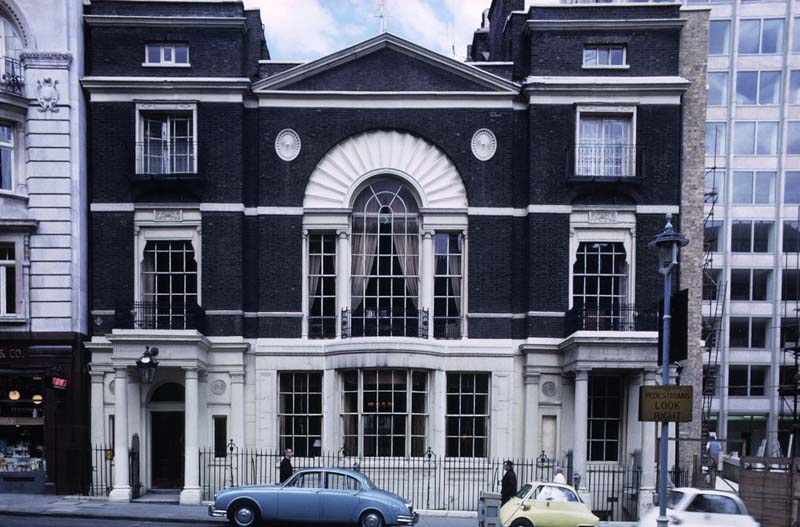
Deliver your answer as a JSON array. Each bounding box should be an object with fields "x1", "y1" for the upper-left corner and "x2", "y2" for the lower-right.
[
  {"x1": 280, "y1": 448, "x2": 294, "y2": 483},
  {"x1": 501, "y1": 460, "x2": 517, "y2": 505}
]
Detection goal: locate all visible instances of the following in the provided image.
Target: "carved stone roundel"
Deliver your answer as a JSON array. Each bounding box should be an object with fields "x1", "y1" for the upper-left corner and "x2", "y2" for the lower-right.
[
  {"x1": 541, "y1": 381, "x2": 557, "y2": 398},
  {"x1": 471, "y1": 128, "x2": 497, "y2": 161},
  {"x1": 275, "y1": 129, "x2": 301, "y2": 161},
  {"x1": 211, "y1": 380, "x2": 227, "y2": 396}
]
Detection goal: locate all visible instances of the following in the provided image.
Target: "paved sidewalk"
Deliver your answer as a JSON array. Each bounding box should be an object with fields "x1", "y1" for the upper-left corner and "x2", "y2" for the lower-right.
[{"x1": 0, "y1": 493, "x2": 636, "y2": 526}]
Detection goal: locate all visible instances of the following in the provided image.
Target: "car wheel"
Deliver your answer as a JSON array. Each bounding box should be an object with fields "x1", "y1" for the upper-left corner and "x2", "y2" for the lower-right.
[
  {"x1": 359, "y1": 510, "x2": 384, "y2": 527},
  {"x1": 510, "y1": 519, "x2": 533, "y2": 527},
  {"x1": 229, "y1": 501, "x2": 260, "y2": 527}
]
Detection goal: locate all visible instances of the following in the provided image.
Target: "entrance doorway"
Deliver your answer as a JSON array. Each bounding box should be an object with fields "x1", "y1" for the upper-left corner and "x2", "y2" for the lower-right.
[{"x1": 149, "y1": 382, "x2": 185, "y2": 490}]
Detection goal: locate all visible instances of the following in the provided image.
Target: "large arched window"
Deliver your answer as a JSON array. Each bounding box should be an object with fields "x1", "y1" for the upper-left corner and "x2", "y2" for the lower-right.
[{"x1": 349, "y1": 180, "x2": 422, "y2": 337}]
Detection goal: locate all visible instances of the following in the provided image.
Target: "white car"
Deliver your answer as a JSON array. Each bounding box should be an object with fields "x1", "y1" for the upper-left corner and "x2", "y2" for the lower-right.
[{"x1": 640, "y1": 488, "x2": 759, "y2": 527}]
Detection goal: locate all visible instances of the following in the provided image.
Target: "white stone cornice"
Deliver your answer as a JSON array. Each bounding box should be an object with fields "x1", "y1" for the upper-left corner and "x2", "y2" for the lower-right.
[
  {"x1": 524, "y1": 18, "x2": 686, "y2": 34},
  {"x1": 20, "y1": 51, "x2": 73, "y2": 69},
  {"x1": 83, "y1": 14, "x2": 248, "y2": 28}
]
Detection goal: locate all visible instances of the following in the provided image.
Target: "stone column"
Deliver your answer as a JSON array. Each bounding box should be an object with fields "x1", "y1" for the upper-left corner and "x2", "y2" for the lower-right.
[
  {"x1": 336, "y1": 230, "x2": 350, "y2": 337},
  {"x1": 523, "y1": 370, "x2": 541, "y2": 459},
  {"x1": 180, "y1": 368, "x2": 201, "y2": 504},
  {"x1": 572, "y1": 369, "x2": 589, "y2": 491},
  {"x1": 639, "y1": 369, "x2": 658, "y2": 519},
  {"x1": 322, "y1": 369, "x2": 337, "y2": 454},
  {"x1": 431, "y1": 370, "x2": 447, "y2": 459},
  {"x1": 109, "y1": 368, "x2": 131, "y2": 501},
  {"x1": 420, "y1": 231, "x2": 434, "y2": 338},
  {"x1": 230, "y1": 372, "x2": 245, "y2": 449},
  {"x1": 90, "y1": 371, "x2": 106, "y2": 447}
]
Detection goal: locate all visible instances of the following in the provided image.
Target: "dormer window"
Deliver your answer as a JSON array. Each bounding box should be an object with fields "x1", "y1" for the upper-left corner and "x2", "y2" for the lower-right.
[
  {"x1": 145, "y1": 44, "x2": 189, "y2": 67},
  {"x1": 583, "y1": 45, "x2": 627, "y2": 69}
]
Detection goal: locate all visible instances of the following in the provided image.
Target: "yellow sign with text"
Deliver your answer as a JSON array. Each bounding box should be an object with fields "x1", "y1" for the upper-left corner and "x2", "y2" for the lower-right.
[{"x1": 639, "y1": 385, "x2": 694, "y2": 423}]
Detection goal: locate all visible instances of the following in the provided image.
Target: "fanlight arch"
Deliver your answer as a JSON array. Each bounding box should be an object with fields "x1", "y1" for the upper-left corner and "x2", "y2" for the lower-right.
[{"x1": 303, "y1": 130, "x2": 468, "y2": 210}]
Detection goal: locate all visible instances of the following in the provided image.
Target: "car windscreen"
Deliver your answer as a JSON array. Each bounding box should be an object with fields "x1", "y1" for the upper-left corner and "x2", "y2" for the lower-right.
[
  {"x1": 515, "y1": 484, "x2": 532, "y2": 499},
  {"x1": 665, "y1": 490, "x2": 685, "y2": 509}
]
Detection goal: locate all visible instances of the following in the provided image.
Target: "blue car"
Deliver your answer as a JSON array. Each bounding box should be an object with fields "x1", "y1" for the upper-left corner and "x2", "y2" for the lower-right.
[{"x1": 209, "y1": 467, "x2": 419, "y2": 527}]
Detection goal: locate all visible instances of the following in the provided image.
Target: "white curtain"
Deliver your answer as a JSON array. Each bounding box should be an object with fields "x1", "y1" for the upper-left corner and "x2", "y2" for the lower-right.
[
  {"x1": 448, "y1": 253, "x2": 461, "y2": 315},
  {"x1": 308, "y1": 251, "x2": 322, "y2": 312},
  {"x1": 393, "y1": 222, "x2": 419, "y2": 308},
  {"x1": 351, "y1": 219, "x2": 379, "y2": 313}
]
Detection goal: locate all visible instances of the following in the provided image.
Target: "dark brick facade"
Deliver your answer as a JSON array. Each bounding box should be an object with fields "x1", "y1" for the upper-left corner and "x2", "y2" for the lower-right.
[{"x1": 87, "y1": 1, "x2": 687, "y2": 343}]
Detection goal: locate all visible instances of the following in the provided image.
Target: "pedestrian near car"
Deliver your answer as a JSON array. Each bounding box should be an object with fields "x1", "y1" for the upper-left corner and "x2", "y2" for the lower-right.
[
  {"x1": 501, "y1": 460, "x2": 517, "y2": 505},
  {"x1": 279, "y1": 448, "x2": 294, "y2": 483},
  {"x1": 553, "y1": 467, "x2": 567, "y2": 484}
]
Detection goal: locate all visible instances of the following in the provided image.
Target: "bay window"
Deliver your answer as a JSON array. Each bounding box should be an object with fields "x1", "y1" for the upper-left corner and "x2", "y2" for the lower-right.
[{"x1": 341, "y1": 369, "x2": 428, "y2": 457}]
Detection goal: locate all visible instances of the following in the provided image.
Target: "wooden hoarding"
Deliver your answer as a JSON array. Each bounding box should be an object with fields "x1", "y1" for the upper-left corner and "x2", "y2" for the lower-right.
[{"x1": 639, "y1": 385, "x2": 693, "y2": 422}]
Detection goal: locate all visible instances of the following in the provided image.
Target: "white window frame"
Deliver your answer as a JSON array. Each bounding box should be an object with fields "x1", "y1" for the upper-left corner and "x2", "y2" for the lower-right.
[
  {"x1": 735, "y1": 70, "x2": 782, "y2": 106},
  {"x1": 582, "y1": 45, "x2": 628, "y2": 70},
  {"x1": 0, "y1": 234, "x2": 26, "y2": 321},
  {"x1": 568, "y1": 209, "x2": 636, "y2": 311},
  {"x1": 587, "y1": 374, "x2": 625, "y2": 463},
  {"x1": 728, "y1": 365, "x2": 768, "y2": 397},
  {"x1": 574, "y1": 105, "x2": 637, "y2": 179},
  {"x1": 729, "y1": 317, "x2": 771, "y2": 349},
  {"x1": 729, "y1": 268, "x2": 772, "y2": 302},
  {"x1": 135, "y1": 103, "x2": 198, "y2": 175},
  {"x1": 445, "y1": 372, "x2": 490, "y2": 458},
  {"x1": 738, "y1": 18, "x2": 785, "y2": 55},
  {"x1": 278, "y1": 371, "x2": 323, "y2": 457},
  {"x1": 734, "y1": 121, "x2": 778, "y2": 156},
  {"x1": 133, "y1": 208, "x2": 202, "y2": 309},
  {"x1": 143, "y1": 44, "x2": 190, "y2": 67},
  {"x1": 0, "y1": 122, "x2": 23, "y2": 196}
]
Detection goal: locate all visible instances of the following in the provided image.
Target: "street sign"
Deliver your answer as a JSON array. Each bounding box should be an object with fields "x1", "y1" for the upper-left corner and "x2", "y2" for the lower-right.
[{"x1": 639, "y1": 385, "x2": 693, "y2": 422}]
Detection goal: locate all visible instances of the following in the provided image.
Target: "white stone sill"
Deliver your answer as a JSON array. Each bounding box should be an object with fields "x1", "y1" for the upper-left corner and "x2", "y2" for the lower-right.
[{"x1": 582, "y1": 64, "x2": 630, "y2": 70}]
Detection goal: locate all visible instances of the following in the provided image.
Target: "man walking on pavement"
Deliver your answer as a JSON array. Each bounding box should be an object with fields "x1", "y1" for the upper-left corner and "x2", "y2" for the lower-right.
[
  {"x1": 280, "y1": 448, "x2": 294, "y2": 483},
  {"x1": 501, "y1": 460, "x2": 517, "y2": 505}
]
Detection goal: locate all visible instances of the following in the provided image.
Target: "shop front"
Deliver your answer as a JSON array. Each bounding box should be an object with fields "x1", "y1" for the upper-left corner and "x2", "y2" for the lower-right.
[{"x1": 0, "y1": 336, "x2": 89, "y2": 494}]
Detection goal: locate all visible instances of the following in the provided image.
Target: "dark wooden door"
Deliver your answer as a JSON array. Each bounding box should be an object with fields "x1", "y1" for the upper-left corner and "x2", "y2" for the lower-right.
[{"x1": 151, "y1": 411, "x2": 184, "y2": 489}]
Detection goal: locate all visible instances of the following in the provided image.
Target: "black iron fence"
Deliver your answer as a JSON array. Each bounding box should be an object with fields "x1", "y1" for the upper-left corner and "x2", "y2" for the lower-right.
[
  {"x1": 341, "y1": 307, "x2": 429, "y2": 338},
  {"x1": 0, "y1": 57, "x2": 23, "y2": 95},
  {"x1": 565, "y1": 301, "x2": 658, "y2": 336},
  {"x1": 114, "y1": 302, "x2": 206, "y2": 332},
  {"x1": 200, "y1": 446, "x2": 572, "y2": 511},
  {"x1": 586, "y1": 463, "x2": 641, "y2": 522},
  {"x1": 89, "y1": 445, "x2": 114, "y2": 497}
]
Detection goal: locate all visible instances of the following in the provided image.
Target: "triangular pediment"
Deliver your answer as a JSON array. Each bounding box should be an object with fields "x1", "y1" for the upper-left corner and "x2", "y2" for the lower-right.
[{"x1": 253, "y1": 33, "x2": 518, "y2": 93}]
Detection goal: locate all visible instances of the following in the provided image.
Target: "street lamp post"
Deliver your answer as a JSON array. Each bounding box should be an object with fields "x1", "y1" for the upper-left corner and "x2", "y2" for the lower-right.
[
  {"x1": 136, "y1": 345, "x2": 159, "y2": 385},
  {"x1": 648, "y1": 214, "x2": 688, "y2": 527}
]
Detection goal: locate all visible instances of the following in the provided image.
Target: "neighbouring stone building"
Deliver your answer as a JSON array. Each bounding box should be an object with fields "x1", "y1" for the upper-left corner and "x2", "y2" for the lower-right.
[
  {"x1": 83, "y1": 0, "x2": 707, "y2": 519},
  {"x1": 0, "y1": 0, "x2": 90, "y2": 495}
]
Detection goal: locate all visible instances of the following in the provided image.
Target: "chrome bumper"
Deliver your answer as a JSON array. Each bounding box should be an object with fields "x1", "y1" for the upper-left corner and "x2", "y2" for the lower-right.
[
  {"x1": 208, "y1": 504, "x2": 227, "y2": 518},
  {"x1": 396, "y1": 512, "x2": 419, "y2": 525}
]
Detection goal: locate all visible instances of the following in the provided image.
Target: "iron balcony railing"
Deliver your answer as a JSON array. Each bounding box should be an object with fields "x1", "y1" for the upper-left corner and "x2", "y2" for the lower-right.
[
  {"x1": 564, "y1": 301, "x2": 657, "y2": 336},
  {"x1": 114, "y1": 301, "x2": 205, "y2": 332},
  {"x1": 342, "y1": 307, "x2": 429, "y2": 338},
  {"x1": 433, "y1": 316, "x2": 462, "y2": 339},
  {"x1": 567, "y1": 144, "x2": 644, "y2": 180},
  {"x1": 0, "y1": 57, "x2": 23, "y2": 95},
  {"x1": 135, "y1": 141, "x2": 197, "y2": 176}
]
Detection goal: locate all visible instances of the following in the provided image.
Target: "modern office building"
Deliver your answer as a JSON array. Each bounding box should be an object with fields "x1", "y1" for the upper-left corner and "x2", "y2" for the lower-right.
[
  {"x1": 83, "y1": 0, "x2": 707, "y2": 519},
  {"x1": 695, "y1": 0, "x2": 800, "y2": 458}
]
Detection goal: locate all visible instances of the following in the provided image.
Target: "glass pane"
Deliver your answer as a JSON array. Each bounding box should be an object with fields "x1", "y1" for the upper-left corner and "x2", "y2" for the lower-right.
[
  {"x1": 756, "y1": 122, "x2": 777, "y2": 155},
  {"x1": 785, "y1": 172, "x2": 800, "y2": 204},
  {"x1": 583, "y1": 49, "x2": 596, "y2": 65},
  {"x1": 751, "y1": 319, "x2": 769, "y2": 348},
  {"x1": 734, "y1": 122, "x2": 755, "y2": 155},
  {"x1": 732, "y1": 172, "x2": 753, "y2": 204},
  {"x1": 729, "y1": 318, "x2": 750, "y2": 347},
  {"x1": 758, "y1": 71, "x2": 781, "y2": 105},
  {"x1": 730, "y1": 270, "x2": 751, "y2": 301},
  {"x1": 731, "y1": 222, "x2": 752, "y2": 252},
  {"x1": 751, "y1": 270, "x2": 770, "y2": 301},
  {"x1": 709, "y1": 20, "x2": 730, "y2": 55},
  {"x1": 790, "y1": 71, "x2": 800, "y2": 105},
  {"x1": 706, "y1": 123, "x2": 726, "y2": 156},
  {"x1": 175, "y1": 45, "x2": 189, "y2": 64},
  {"x1": 761, "y1": 19, "x2": 784, "y2": 54},
  {"x1": 707, "y1": 72, "x2": 728, "y2": 106},
  {"x1": 609, "y1": 48, "x2": 624, "y2": 65},
  {"x1": 4, "y1": 264, "x2": 14, "y2": 314},
  {"x1": 0, "y1": 147, "x2": 11, "y2": 191},
  {"x1": 794, "y1": 17, "x2": 800, "y2": 53},
  {"x1": 736, "y1": 71, "x2": 757, "y2": 105},
  {"x1": 753, "y1": 172, "x2": 775, "y2": 204},
  {"x1": 787, "y1": 122, "x2": 800, "y2": 155},
  {"x1": 738, "y1": 20, "x2": 760, "y2": 54},
  {"x1": 147, "y1": 45, "x2": 160, "y2": 63},
  {"x1": 752, "y1": 222, "x2": 772, "y2": 253}
]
